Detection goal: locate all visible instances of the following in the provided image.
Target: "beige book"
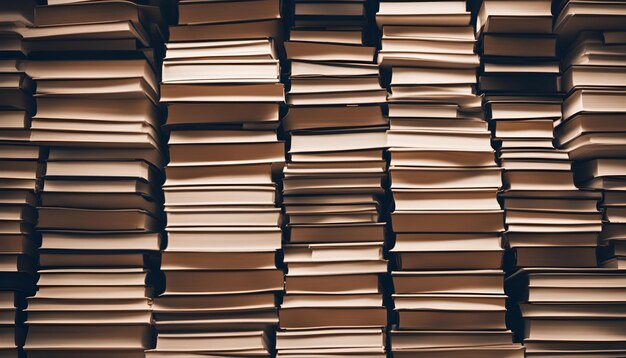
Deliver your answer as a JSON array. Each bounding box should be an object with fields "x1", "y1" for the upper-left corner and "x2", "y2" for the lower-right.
[
  {"x1": 392, "y1": 210, "x2": 504, "y2": 233},
  {"x1": 165, "y1": 207, "x2": 281, "y2": 227},
  {"x1": 387, "y1": 130, "x2": 492, "y2": 150},
  {"x1": 393, "y1": 188, "x2": 500, "y2": 211},
  {"x1": 161, "y1": 251, "x2": 276, "y2": 271},
  {"x1": 285, "y1": 273, "x2": 380, "y2": 294},
  {"x1": 34, "y1": 285, "x2": 152, "y2": 300},
  {"x1": 167, "y1": 102, "x2": 279, "y2": 126},
  {"x1": 279, "y1": 307, "x2": 386, "y2": 329},
  {"x1": 166, "y1": 39, "x2": 276, "y2": 60},
  {"x1": 284, "y1": 242, "x2": 383, "y2": 263},
  {"x1": 36, "y1": 77, "x2": 157, "y2": 104},
  {"x1": 289, "y1": 77, "x2": 382, "y2": 94},
  {"x1": 524, "y1": 319, "x2": 626, "y2": 341},
  {"x1": 382, "y1": 38, "x2": 474, "y2": 54},
  {"x1": 23, "y1": 59, "x2": 157, "y2": 92},
  {"x1": 162, "y1": 269, "x2": 283, "y2": 295},
  {"x1": 43, "y1": 179, "x2": 154, "y2": 197},
  {"x1": 506, "y1": 209, "x2": 601, "y2": 225},
  {"x1": 37, "y1": 268, "x2": 147, "y2": 286},
  {"x1": 391, "y1": 67, "x2": 476, "y2": 85},
  {"x1": 178, "y1": 0, "x2": 279, "y2": 25},
  {"x1": 495, "y1": 120, "x2": 554, "y2": 139},
  {"x1": 289, "y1": 131, "x2": 387, "y2": 153},
  {"x1": 277, "y1": 328, "x2": 384, "y2": 350},
  {"x1": 376, "y1": 2, "x2": 470, "y2": 27},
  {"x1": 162, "y1": 59, "x2": 279, "y2": 83},
  {"x1": 281, "y1": 294, "x2": 383, "y2": 308},
  {"x1": 563, "y1": 89, "x2": 626, "y2": 121},
  {"x1": 166, "y1": 227, "x2": 281, "y2": 251},
  {"x1": 514, "y1": 246, "x2": 598, "y2": 267},
  {"x1": 488, "y1": 101, "x2": 562, "y2": 120},
  {"x1": 168, "y1": 141, "x2": 284, "y2": 166},
  {"x1": 557, "y1": 113, "x2": 626, "y2": 146},
  {"x1": 477, "y1": 0, "x2": 551, "y2": 33},
  {"x1": 23, "y1": 20, "x2": 150, "y2": 46},
  {"x1": 285, "y1": 41, "x2": 375, "y2": 62},
  {"x1": 507, "y1": 232, "x2": 598, "y2": 247},
  {"x1": 164, "y1": 185, "x2": 275, "y2": 206},
  {"x1": 482, "y1": 34, "x2": 556, "y2": 57},
  {"x1": 503, "y1": 197, "x2": 599, "y2": 212},
  {"x1": 383, "y1": 25, "x2": 475, "y2": 41},
  {"x1": 283, "y1": 105, "x2": 385, "y2": 132},
  {"x1": 389, "y1": 148, "x2": 495, "y2": 167},
  {"x1": 287, "y1": 260, "x2": 388, "y2": 276},
  {"x1": 290, "y1": 29, "x2": 362, "y2": 45},
  {"x1": 153, "y1": 293, "x2": 275, "y2": 312},
  {"x1": 288, "y1": 223, "x2": 385, "y2": 244},
  {"x1": 26, "y1": 297, "x2": 150, "y2": 311},
  {"x1": 164, "y1": 163, "x2": 274, "y2": 186},
  {"x1": 295, "y1": 2, "x2": 363, "y2": 16},
  {"x1": 25, "y1": 324, "x2": 153, "y2": 350},
  {"x1": 37, "y1": 207, "x2": 158, "y2": 231},
  {"x1": 161, "y1": 83, "x2": 284, "y2": 102},
  {"x1": 45, "y1": 160, "x2": 155, "y2": 181},
  {"x1": 154, "y1": 331, "x2": 266, "y2": 351},
  {"x1": 393, "y1": 270, "x2": 505, "y2": 295},
  {"x1": 290, "y1": 149, "x2": 383, "y2": 163},
  {"x1": 287, "y1": 89, "x2": 387, "y2": 106},
  {"x1": 25, "y1": 310, "x2": 152, "y2": 325},
  {"x1": 391, "y1": 330, "x2": 515, "y2": 349},
  {"x1": 379, "y1": 52, "x2": 479, "y2": 69},
  {"x1": 390, "y1": 117, "x2": 487, "y2": 132},
  {"x1": 169, "y1": 19, "x2": 280, "y2": 42},
  {"x1": 390, "y1": 167, "x2": 502, "y2": 189},
  {"x1": 397, "y1": 309, "x2": 506, "y2": 330},
  {"x1": 0, "y1": 160, "x2": 39, "y2": 180},
  {"x1": 291, "y1": 61, "x2": 379, "y2": 77},
  {"x1": 503, "y1": 170, "x2": 577, "y2": 191}
]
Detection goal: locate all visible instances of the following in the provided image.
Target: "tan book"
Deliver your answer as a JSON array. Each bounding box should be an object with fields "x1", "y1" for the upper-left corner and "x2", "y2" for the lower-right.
[
  {"x1": 166, "y1": 102, "x2": 280, "y2": 126},
  {"x1": 162, "y1": 269, "x2": 283, "y2": 295},
  {"x1": 40, "y1": 232, "x2": 161, "y2": 252},
  {"x1": 37, "y1": 207, "x2": 158, "y2": 231},
  {"x1": 178, "y1": 0, "x2": 280, "y2": 25},
  {"x1": 154, "y1": 330, "x2": 267, "y2": 351},
  {"x1": 390, "y1": 167, "x2": 502, "y2": 189},
  {"x1": 163, "y1": 59, "x2": 280, "y2": 84},
  {"x1": 166, "y1": 227, "x2": 282, "y2": 251},
  {"x1": 392, "y1": 210, "x2": 505, "y2": 233},
  {"x1": 391, "y1": 330, "x2": 515, "y2": 350},
  {"x1": 279, "y1": 307, "x2": 386, "y2": 329},
  {"x1": 161, "y1": 83, "x2": 284, "y2": 102},
  {"x1": 277, "y1": 328, "x2": 384, "y2": 350},
  {"x1": 376, "y1": 2, "x2": 470, "y2": 27},
  {"x1": 477, "y1": 0, "x2": 551, "y2": 33},
  {"x1": 393, "y1": 270, "x2": 505, "y2": 295},
  {"x1": 285, "y1": 273, "x2": 380, "y2": 294},
  {"x1": 169, "y1": 19, "x2": 281, "y2": 42},
  {"x1": 24, "y1": 324, "x2": 153, "y2": 349},
  {"x1": 285, "y1": 41, "x2": 376, "y2": 63}
]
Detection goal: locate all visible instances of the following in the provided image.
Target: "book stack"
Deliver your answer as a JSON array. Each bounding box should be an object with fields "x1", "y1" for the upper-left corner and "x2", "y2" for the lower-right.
[
  {"x1": 477, "y1": 0, "x2": 603, "y2": 269},
  {"x1": 506, "y1": 268, "x2": 626, "y2": 356},
  {"x1": 377, "y1": 0, "x2": 521, "y2": 356},
  {"x1": 553, "y1": 1, "x2": 626, "y2": 269},
  {"x1": 276, "y1": 0, "x2": 389, "y2": 356},
  {"x1": 148, "y1": 1, "x2": 285, "y2": 356},
  {"x1": 20, "y1": 1, "x2": 167, "y2": 357},
  {"x1": 0, "y1": 2, "x2": 39, "y2": 357}
]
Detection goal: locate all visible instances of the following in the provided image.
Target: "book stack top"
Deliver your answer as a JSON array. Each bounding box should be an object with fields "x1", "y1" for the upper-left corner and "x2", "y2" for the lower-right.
[
  {"x1": 20, "y1": 1, "x2": 168, "y2": 357},
  {"x1": 377, "y1": 0, "x2": 522, "y2": 356},
  {"x1": 150, "y1": 0, "x2": 285, "y2": 357},
  {"x1": 277, "y1": 0, "x2": 388, "y2": 357}
]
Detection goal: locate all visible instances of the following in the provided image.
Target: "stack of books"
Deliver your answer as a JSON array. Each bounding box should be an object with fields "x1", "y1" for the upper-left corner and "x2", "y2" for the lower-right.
[
  {"x1": 277, "y1": 0, "x2": 389, "y2": 356},
  {"x1": 20, "y1": 1, "x2": 167, "y2": 357},
  {"x1": 506, "y1": 268, "x2": 626, "y2": 356},
  {"x1": 477, "y1": 0, "x2": 602, "y2": 269},
  {"x1": 553, "y1": 1, "x2": 626, "y2": 269},
  {"x1": 149, "y1": 1, "x2": 285, "y2": 356},
  {"x1": 377, "y1": 0, "x2": 521, "y2": 356},
  {"x1": 0, "y1": 2, "x2": 39, "y2": 357}
]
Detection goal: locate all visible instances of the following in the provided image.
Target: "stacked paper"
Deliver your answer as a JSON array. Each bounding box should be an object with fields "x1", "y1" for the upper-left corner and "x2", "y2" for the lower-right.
[
  {"x1": 0, "y1": 2, "x2": 39, "y2": 357},
  {"x1": 377, "y1": 0, "x2": 522, "y2": 356},
  {"x1": 21, "y1": 1, "x2": 167, "y2": 357},
  {"x1": 277, "y1": 0, "x2": 388, "y2": 356},
  {"x1": 149, "y1": 0, "x2": 285, "y2": 356}
]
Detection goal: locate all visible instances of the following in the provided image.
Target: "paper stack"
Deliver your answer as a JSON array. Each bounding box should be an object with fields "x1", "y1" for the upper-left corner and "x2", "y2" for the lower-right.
[
  {"x1": 377, "y1": 0, "x2": 521, "y2": 356},
  {"x1": 20, "y1": 1, "x2": 167, "y2": 357},
  {"x1": 553, "y1": 1, "x2": 626, "y2": 269},
  {"x1": 0, "y1": 2, "x2": 39, "y2": 357},
  {"x1": 477, "y1": 0, "x2": 602, "y2": 269},
  {"x1": 277, "y1": 0, "x2": 388, "y2": 356},
  {"x1": 149, "y1": 1, "x2": 285, "y2": 356},
  {"x1": 506, "y1": 268, "x2": 626, "y2": 357}
]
